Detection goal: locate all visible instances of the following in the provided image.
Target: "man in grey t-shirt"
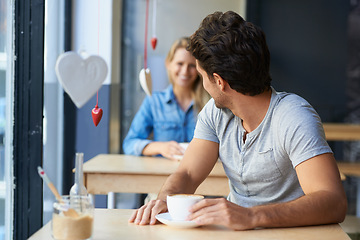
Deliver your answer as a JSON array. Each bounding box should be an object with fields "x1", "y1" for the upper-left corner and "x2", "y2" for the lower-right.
[
  {"x1": 129, "y1": 11, "x2": 347, "y2": 230},
  {"x1": 195, "y1": 89, "x2": 333, "y2": 208}
]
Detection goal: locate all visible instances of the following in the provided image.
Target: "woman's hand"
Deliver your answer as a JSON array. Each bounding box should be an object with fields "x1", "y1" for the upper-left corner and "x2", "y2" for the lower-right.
[
  {"x1": 143, "y1": 141, "x2": 186, "y2": 161},
  {"x1": 159, "y1": 141, "x2": 186, "y2": 161},
  {"x1": 128, "y1": 199, "x2": 168, "y2": 225}
]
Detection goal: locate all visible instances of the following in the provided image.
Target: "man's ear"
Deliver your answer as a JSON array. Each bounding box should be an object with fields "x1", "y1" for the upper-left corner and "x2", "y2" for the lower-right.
[{"x1": 213, "y1": 73, "x2": 226, "y2": 91}]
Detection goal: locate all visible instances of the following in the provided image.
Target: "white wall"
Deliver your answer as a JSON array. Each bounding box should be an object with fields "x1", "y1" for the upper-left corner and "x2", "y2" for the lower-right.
[
  {"x1": 145, "y1": 0, "x2": 246, "y2": 55},
  {"x1": 72, "y1": 0, "x2": 114, "y2": 85},
  {"x1": 133, "y1": 0, "x2": 246, "y2": 91}
]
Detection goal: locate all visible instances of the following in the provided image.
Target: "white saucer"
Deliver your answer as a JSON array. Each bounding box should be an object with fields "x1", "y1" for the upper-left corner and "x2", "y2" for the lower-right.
[{"x1": 155, "y1": 212, "x2": 200, "y2": 229}]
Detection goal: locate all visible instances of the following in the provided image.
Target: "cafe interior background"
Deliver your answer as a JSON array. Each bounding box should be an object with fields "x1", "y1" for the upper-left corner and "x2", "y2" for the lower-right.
[{"x1": 0, "y1": 0, "x2": 359, "y2": 239}]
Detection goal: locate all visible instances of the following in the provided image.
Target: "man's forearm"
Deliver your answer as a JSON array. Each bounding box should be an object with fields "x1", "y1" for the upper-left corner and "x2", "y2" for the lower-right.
[
  {"x1": 251, "y1": 190, "x2": 347, "y2": 229},
  {"x1": 157, "y1": 171, "x2": 199, "y2": 201}
]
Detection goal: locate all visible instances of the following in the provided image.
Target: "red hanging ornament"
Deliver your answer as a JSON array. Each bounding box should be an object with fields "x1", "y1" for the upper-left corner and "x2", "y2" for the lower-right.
[
  {"x1": 91, "y1": 0, "x2": 103, "y2": 127},
  {"x1": 151, "y1": 0, "x2": 158, "y2": 50},
  {"x1": 151, "y1": 37, "x2": 157, "y2": 50},
  {"x1": 91, "y1": 90, "x2": 103, "y2": 126},
  {"x1": 92, "y1": 103, "x2": 103, "y2": 127}
]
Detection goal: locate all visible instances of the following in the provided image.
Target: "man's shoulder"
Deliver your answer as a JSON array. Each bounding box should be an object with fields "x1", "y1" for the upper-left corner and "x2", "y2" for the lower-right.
[
  {"x1": 273, "y1": 92, "x2": 314, "y2": 117},
  {"x1": 275, "y1": 92, "x2": 310, "y2": 107},
  {"x1": 271, "y1": 91, "x2": 322, "y2": 137},
  {"x1": 270, "y1": 91, "x2": 319, "y2": 130}
]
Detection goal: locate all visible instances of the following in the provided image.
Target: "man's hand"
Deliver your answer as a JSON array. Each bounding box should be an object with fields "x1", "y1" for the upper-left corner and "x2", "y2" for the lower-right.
[
  {"x1": 134, "y1": 139, "x2": 220, "y2": 225},
  {"x1": 128, "y1": 199, "x2": 167, "y2": 225},
  {"x1": 188, "y1": 153, "x2": 347, "y2": 230},
  {"x1": 188, "y1": 198, "x2": 255, "y2": 230}
]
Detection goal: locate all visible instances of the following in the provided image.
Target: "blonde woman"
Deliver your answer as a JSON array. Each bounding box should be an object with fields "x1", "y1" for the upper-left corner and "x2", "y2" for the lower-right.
[{"x1": 123, "y1": 37, "x2": 209, "y2": 161}]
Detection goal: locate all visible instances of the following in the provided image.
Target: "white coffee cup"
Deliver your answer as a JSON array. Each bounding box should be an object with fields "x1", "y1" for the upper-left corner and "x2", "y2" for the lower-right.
[{"x1": 167, "y1": 194, "x2": 204, "y2": 221}]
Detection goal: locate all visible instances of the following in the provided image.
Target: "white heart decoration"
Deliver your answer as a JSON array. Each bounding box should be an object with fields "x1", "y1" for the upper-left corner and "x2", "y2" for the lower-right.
[
  {"x1": 55, "y1": 51, "x2": 108, "y2": 108},
  {"x1": 139, "y1": 68, "x2": 152, "y2": 96}
]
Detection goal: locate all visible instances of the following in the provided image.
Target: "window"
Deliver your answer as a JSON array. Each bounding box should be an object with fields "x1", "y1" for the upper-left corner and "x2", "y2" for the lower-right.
[
  {"x1": 0, "y1": 0, "x2": 9, "y2": 239},
  {"x1": 42, "y1": 0, "x2": 66, "y2": 224},
  {"x1": 12, "y1": 0, "x2": 45, "y2": 238}
]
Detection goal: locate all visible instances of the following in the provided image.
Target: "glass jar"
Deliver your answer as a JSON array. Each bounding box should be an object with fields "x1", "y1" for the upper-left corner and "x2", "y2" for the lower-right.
[{"x1": 52, "y1": 195, "x2": 94, "y2": 240}]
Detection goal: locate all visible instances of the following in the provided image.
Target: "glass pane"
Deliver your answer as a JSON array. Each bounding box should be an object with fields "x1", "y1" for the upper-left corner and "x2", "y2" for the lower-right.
[
  {"x1": 42, "y1": 0, "x2": 65, "y2": 224},
  {"x1": 0, "y1": 0, "x2": 7, "y2": 239}
]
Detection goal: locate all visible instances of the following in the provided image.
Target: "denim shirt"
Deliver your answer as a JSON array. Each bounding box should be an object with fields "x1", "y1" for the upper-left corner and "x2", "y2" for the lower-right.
[{"x1": 123, "y1": 85, "x2": 197, "y2": 156}]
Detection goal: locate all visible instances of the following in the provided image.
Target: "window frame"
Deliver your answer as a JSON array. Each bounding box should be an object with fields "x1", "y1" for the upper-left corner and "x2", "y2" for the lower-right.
[{"x1": 12, "y1": 0, "x2": 45, "y2": 238}]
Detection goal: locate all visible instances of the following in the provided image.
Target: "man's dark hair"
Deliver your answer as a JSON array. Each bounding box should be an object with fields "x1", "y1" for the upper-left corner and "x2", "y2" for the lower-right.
[{"x1": 188, "y1": 11, "x2": 272, "y2": 96}]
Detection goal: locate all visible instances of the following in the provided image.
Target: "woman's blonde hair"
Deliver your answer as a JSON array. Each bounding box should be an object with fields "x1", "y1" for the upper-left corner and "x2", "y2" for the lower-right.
[{"x1": 166, "y1": 37, "x2": 210, "y2": 112}]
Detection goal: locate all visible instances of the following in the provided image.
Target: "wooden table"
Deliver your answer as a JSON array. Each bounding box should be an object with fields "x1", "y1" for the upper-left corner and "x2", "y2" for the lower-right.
[
  {"x1": 83, "y1": 154, "x2": 229, "y2": 196},
  {"x1": 336, "y1": 163, "x2": 360, "y2": 217},
  {"x1": 28, "y1": 209, "x2": 351, "y2": 240},
  {"x1": 340, "y1": 215, "x2": 360, "y2": 237},
  {"x1": 321, "y1": 123, "x2": 360, "y2": 178},
  {"x1": 323, "y1": 123, "x2": 360, "y2": 141},
  {"x1": 337, "y1": 162, "x2": 360, "y2": 178},
  {"x1": 323, "y1": 123, "x2": 360, "y2": 217},
  {"x1": 83, "y1": 154, "x2": 352, "y2": 197}
]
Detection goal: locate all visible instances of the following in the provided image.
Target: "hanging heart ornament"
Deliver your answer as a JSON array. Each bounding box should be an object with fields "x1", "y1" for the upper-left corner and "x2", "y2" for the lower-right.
[
  {"x1": 139, "y1": 68, "x2": 152, "y2": 96},
  {"x1": 55, "y1": 51, "x2": 108, "y2": 108}
]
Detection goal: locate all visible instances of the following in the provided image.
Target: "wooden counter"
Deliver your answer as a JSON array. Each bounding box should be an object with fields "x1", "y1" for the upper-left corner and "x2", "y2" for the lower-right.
[
  {"x1": 28, "y1": 209, "x2": 350, "y2": 240},
  {"x1": 83, "y1": 154, "x2": 229, "y2": 196},
  {"x1": 83, "y1": 154, "x2": 352, "y2": 197}
]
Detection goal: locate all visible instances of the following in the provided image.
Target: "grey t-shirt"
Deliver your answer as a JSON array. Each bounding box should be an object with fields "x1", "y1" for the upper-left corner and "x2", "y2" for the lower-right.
[{"x1": 194, "y1": 87, "x2": 332, "y2": 207}]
